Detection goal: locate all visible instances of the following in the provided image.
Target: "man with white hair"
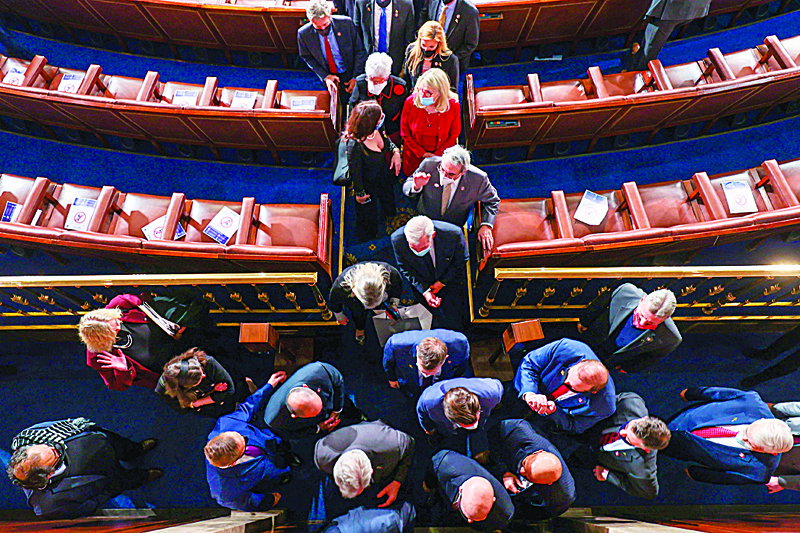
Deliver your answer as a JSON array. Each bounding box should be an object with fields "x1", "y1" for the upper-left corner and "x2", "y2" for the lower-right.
[
  {"x1": 349, "y1": 53, "x2": 409, "y2": 144},
  {"x1": 353, "y1": 0, "x2": 415, "y2": 76},
  {"x1": 663, "y1": 387, "x2": 793, "y2": 485},
  {"x1": 577, "y1": 282, "x2": 682, "y2": 373},
  {"x1": 765, "y1": 401, "x2": 800, "y2": 493},
  {"x1": 403, "y1": 145, "x2": 500, "y2": 257},
  {"x1": 315, "y1": 421, "x2": 415, "y2": 506},
  {"x1": 391, "y1": 215, "x2": 468, "y2": 329},
  {"x1": 298, "y1": 0, "x2": 366, "y2": 104}
]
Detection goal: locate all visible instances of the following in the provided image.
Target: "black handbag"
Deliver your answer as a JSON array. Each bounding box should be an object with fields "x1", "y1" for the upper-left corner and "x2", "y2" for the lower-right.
[{"x1": 333, "y1": 137, "x2": 354, "y2": 186}]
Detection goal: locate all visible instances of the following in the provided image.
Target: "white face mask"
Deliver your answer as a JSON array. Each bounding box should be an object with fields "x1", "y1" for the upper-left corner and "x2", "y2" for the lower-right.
[
  {"x1": 368, "y1": 80, "x2": 387, "y2": 95},
  {"x1": 460, "y1": 419, "x2": 480, "y2": 430}
]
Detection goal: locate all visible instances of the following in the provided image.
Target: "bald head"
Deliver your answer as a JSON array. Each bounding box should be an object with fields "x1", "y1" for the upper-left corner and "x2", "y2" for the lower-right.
[
  {"x1": 521, "y1": 451, "x2": 562, "y2": 485},
  {"x1": 286, "y1": 386, "x2": 323, "y2": 418},
  {"x1": 459, "y1": 476, "x2": 496, "y2": 523}
]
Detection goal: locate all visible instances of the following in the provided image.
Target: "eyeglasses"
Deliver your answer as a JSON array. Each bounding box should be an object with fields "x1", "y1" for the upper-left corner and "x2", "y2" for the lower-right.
[
  {"x1": 419, "y1": 88, "x2": 437, "y2": 98},
  {"x1": 438, "y1": 165, "x2": 464, "y2": 180}
]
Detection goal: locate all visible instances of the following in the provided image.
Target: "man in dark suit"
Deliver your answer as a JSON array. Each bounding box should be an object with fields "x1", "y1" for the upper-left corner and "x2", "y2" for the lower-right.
[
  {"x1": 298, "y1": 0, "x2": 367, "y2": 104},
  {"x1": 577, "y1": 283, "x2": 681, "y2": 373},
  {"x1": 765, "y1": 401, "x2": 800, "y2": 493},
  {"x1": 205, "y1": 371, "x2": 300, "y2": 511},
  {"x1": 315, "y1": 420, "x2": 415, "y2": 506},
  {"x1": 630, "y1": 0, "x2": 713, "y2": 70},
  {"x1": 514, "y1": 338, "x2": 616, "y2": 435},
  {"x1": 353, "y1": 0, "x2": 415, "y2": 76},
  {"x1": 349, "y1": 53, "x2": 409, "y2": 145},
  {"x1": 418, "y1": 0, "x2": 479, "y2": 70},
  {"x1": 391, "y1": 216, "x2": 468, "y2": 329},
  {"x1": 263, "y1": 361, "x2": 358, "y2": 440},
  {"x1": 662, "y1": 387, "x2": 793, "y2": 484},
  {"x1": 321, "y1": 502, "x2": 416, "y2": 533},
  {"x1": 7, "y1": 418, "x2": 161, "y2": 519},
  {"x1": 425, "y1": 450, "x2": 514, "y2": 531},
  {"x1": 578, "y1": 392, "x2": 670, "y2": 500},
  {"x1": 383, "y1": 328, "x2": 472, "y2": 400},
  {"x1": 488, "y1": 419, "x2": 575, "y2": 521},
  {"x1": 402, "y1": 146, "x2": 500, "y2": 256}
]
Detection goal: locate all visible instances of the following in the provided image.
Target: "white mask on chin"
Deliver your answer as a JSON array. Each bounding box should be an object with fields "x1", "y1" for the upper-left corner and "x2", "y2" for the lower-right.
[{"x1": 368, "y1": 80, "x2": 387, "y2": 95}]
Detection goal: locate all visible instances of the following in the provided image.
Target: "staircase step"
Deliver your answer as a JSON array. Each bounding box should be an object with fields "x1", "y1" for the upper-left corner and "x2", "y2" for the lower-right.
[{"x1": 151, "y1": 510, "x2": 285, "y2": 533}]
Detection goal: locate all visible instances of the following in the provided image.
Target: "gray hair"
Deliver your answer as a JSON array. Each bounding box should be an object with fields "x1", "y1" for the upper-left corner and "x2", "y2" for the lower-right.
[
  {"x1": 341, "y1": 262, "x2": 390, "y2": 309},
  {"x1": 306, "y1": 0, "x2": 332, "y2": 20},
  {"x1": 748, "y1": 418, "x2": 793, "y2": 453},
  {"x1": 333, "y1": 449, "x2": 373, "y2": 498},
  {"x1": 442, "y1": 145, "x2": 471, "y2": 173},
  {"x1": 643, "y1": 289, "x2": 677, "y2": 319},
  {"x1": 365, "y1": 53, "x2": 393, "y2": 79},
  {"x1": 403, "y1": 216, "x2": 434, "y2": 246}
]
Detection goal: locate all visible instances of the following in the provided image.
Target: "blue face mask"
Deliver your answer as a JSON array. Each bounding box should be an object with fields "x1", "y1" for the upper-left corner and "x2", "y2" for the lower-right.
[
  {"x1": 376, "y1": 114, "x2": 385, "y2": 130},
  {"x1": 419, "y1": 96, "x2": 435, "y2": 107},
  {"x1": 412, "y1": 245, "x2": 431, "y2": 257}
]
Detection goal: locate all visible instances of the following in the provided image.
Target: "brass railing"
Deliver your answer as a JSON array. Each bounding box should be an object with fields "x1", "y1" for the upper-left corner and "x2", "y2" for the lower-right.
[
  {"x1": 473, "y1": 265, "x2": 800, "y2": 323},
  {"x1": 0, "y1": 272, "x2": 334, "y2": 329}
]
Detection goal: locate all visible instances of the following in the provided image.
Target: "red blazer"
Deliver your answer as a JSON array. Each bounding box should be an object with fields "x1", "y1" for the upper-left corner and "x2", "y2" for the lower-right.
[
  {"x1": 400, "y1": 96, "x2": 461, "y2": 176},
  {"x1": 85, "y1": 294, "x2": 161, "y2": 391}
]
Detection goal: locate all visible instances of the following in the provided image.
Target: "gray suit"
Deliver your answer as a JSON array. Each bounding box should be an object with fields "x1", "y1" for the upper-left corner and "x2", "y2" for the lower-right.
[
  {"x1": 354, "y1": 0, "x2": 416, "y2": 76},
  {"x1": 770, "y1": 402, "x2": 800, "y2": 491},
  {"x1": 402, "y1": 156, "x2": 499, "y2": 228},
  {"x1": 314, "y1": 421, "x2": 415, "y2": 487},
  {"x1": 631, "y1": 0, "x2": 713, "y2": 70}
]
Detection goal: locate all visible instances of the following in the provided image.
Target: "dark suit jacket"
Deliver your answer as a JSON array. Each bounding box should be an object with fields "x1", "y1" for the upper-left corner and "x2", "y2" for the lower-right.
[
  {"x1": 417, "y1": 377, "x2": 503, "y2": 435},
  {"x1": 488, "y1": 419, "x2": 575, "y2": 520},
  {"x1": 771, "y1": 402, "x2": 800, "y2": 490},
  {"x1": 391, "y1": 220, "x2": 468, "y2": 295},
  {"x1": 335, "y1": 0, "x2": 358, "y2": 18},
  {"x1": 383, "y1": 328, "x2": 472, "y2": 396},
  {"x1": 354, "y1": 0, "x2": 415, "y2": 75},
  {"x1": 431, "y1": 450, "x2": 514, "y2": 531},
  {"x1": 349, "y1": 75, "x2": 409, "y2": 135},
  {"x1": 418, "y1": 0, "x2": 479, "y2": 70},
  {"x1": 315, "y1": 421, "x2": 415, "y2": 486},
  {"x1": 206, "y1": 381, "x2": 290, "y2": 511},
  {"x1": 298, "y1": 16, "x2": 367, "y2": 86},
  {"x1": 579, "y1": 283, "x2": 682, "y2": 373},
  {"x1": 402, "y1": 157, "x2": 500, "y2": 228},
  {"x1": 584, "y1": 392, "x2": 660, "y2": 500},
  {"x1": 665, "y1": 387, "x2": 781, "y2": 485},
  {"x1": 263, "y1": 362, "x2": 346, "y2": 439},
  {"x1": 323, "y1": 502, "x2": 416, "y2": 533},
  {"x1": 403, "y1": 44, "x2": 459, "y2": 90},
  {"x1": 514, "y1": 339, "x2": 616, "y2": 435},
  {"x1": 647, "y1": 0, "x2": 712, "y2": 21}
]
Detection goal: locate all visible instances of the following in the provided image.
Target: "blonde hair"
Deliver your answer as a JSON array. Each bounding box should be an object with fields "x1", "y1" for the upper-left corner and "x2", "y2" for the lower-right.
[
  {"x1": 341, "y1": 262, "x2": 390, "y2": 309},
  {"x1": 78, "y1": 308, "x2": 123, "y2": 353},
  {"x1": 405, "y1": 21, "x2": 451, "y2": 78},
  {"x1": 413, "y1": 68, "x2": 456, "y2": 113}
]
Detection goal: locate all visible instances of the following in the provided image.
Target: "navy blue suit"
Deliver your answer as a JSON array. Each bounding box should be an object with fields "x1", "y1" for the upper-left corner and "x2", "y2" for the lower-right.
[
  {"x1": 297, "y1": 16, "x2": 367, "y2": 87},
  {"x1": 322, "y1": 502, "x2": 416, "y2": 533},
  {"x1": 488, "y1": 419, "x2": 575, "y2": 521},
  {"x1": 417, "y1": 377, "x2": 503, "y2": 435},
  {"x1": 206, "y1": 382, "x2": 290, "y2": 511},
  {"x1": 514, "y1": 339, "x2": 616, "y2": 434},
  {"x1": 663, "y1": 387, "x2": 782, "y2": 485},
  {"x1": 383, "y1": 329, "x2": 472, "y2": 398}
]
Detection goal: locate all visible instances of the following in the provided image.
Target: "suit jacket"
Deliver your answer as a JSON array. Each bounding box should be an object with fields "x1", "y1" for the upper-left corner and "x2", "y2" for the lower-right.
[
  {"x1": 354, "y1": 0, "x2": 415, "y2": 75},
  {"x1": 770, "y1": 402, "x2": 800, "y2": 490},
  {"x1": 315, "y1": 421, "x2": 415, "y2": 486},
  {"x1": 403, "y1": 44, "x2": 459, "y2": 90},
  {"x1": 514, "y1": 338, "x2": 616, "y2": 434},
  {"x1": 323, "y1": 502, "x2": 416, "y2": 533},
  {"x1": 584, "y1": 392, "x2": 660, "y2": 500},
  {"x1": 335, "y1": 0, "x2": 358, "y2": 18},
  {"x1": 206, "y1": 381, "x2": 290, "y2": 511},
  {"x1": 383, "y1": 328, "x2": 472, "y2": 396},
  {"x1": 665, "y1": 387, "x2": 781, "y2": 484},
  {"x1": 417, "y1": 377, "x2": 503, "y2": 435},
  {"x1": 19, "y1": 423, "x2": 124, "y2": 519},
  {"x1": 349, "y1": 75, "x2": 409, "y2": 135},
  {"x1": 263, "y1": 362, "x2": 346, "y2": 439},
  {"x1": 298, "y1": 16, "x2": 367, "y2": 85},
  {"x1": 418, "y1": 0, "x2": 479, "y2": 70},
  {"x1": 488, "y1": 419, "x2": 575, "y2": 520},
  {"x1": 647, "y1": 0, "x2": 712, "y2": 22},
  {"x1": 402, "y1": 157, "x2": 499, "y2": 228},
  {"x1": 431, "y1": 450, "x2": 514, "y2": 531},
  {"x1": 391, "y1": 220, "x2": 468, "y2": 295},
  {"x1": 579, "y1": 283, "x2": 682, "y2": 373}
]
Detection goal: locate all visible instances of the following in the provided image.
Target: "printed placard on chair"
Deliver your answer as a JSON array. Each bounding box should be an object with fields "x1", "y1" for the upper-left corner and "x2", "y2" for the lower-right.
[
  {"x1": 57, "y1": 73, "x2": 85, "y2": 93},
  {"x1": 173, "y1": 90, "x2": 199, "y2": 107},
  {"x1": 574, "y1": 190, "x2": 608, "y2": 226},
  {"x1": 722, "y1": 180, "x2": 758, "y2": 214},
  {"x1": 64, "y1": 198, "x2": 97, "y2": 231},
  {"x1": 142, "y1": 215, "x2": 186, "y2": 241},
  {"x1": 202, "y1": 206, "x2": 240, "y2": 245},
  {"x1": 290, "y1": 97, "x2": 316, "y2": 110},
  {"x1": 231, "y1": 90, "x2": 257, "y2": 109},
  {"x1": 2, "y1": 67, "x2": 26, "y2": 86}
]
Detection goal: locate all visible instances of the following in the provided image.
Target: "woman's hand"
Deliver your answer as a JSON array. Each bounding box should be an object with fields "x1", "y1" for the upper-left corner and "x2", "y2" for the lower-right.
[
  {"x1": 268, "y1": 371, "x2": 287, "y2": 388},
  {"x1": 423, "y1": 152, "x2": 436, "y2": 158},
  {"x1": 390, "y1": 151, "x2": 402, "y2": 176},
  {"x1": 356, "y1": 193, "x2": 371, "y2": 204},
  {"x1": 96, "y1": 352, "x2": 128, "y2": 372}
]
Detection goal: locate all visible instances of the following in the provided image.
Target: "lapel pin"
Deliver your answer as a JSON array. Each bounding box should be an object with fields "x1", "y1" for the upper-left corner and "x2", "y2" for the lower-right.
[
  {"x1": 337, "y1": 32, "x2": 342, "y2": 36},
  {"x1": 460, "y1": 186, "x2": 465, "y2": 191},
  {"x1": 739, "y1": 453, "x2": 746, "y2": 458},
  {"x1": 434, "y1": 183, "x2": 440, "y2": 187}
]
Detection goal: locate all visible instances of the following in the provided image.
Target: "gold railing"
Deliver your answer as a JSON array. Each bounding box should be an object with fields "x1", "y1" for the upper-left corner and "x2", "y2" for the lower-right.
[
  {"x1": 0, "y1": 272, "x2": 334, "y2": 329},
  {"x1": 473, "y1": 265, "x2": 800, "y2": 323}
]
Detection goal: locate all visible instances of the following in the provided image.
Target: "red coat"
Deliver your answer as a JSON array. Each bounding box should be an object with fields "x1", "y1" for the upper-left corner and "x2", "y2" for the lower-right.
[{"x1": 400, "y1": 96, "x2": 461, "y2": 176}]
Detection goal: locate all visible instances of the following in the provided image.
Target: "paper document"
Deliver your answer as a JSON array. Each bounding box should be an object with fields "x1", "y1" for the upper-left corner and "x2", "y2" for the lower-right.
[
  {"x1": 57, "y1": 73, "x2": 85, "y2": 93},
  {"x1": 141, "y1": 215, "x2": 186, "y2": 241},
  {"x1": 2, "y1": 202, "x2": 20, "y2": 223},
  {"x1": 2, "y1": 66, "x2": 26, "y2": 86},
  {"x1": 290, "y1": 97, "x2": 316, "y2": 110},
  {"x1": 172, "y1": 89, "x2": 199, "y2": 107},
  {"x1": 574, "y1": 190, "x2": 608, "y2": 226},
  {"x1": 202, "y1": 206, "x2": 240, "y2": 245},
  {"x1": 64, "y1": 198, "x2": 97, "y2": 231},
  {"x1": 721, "y1": 180, "x2": 758, "y2": 214},
  {"x1": 231, "y1": 90, "x2": 257, "y2": 109}
]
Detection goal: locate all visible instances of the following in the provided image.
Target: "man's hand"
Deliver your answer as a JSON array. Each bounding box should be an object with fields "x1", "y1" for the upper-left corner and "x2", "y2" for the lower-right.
[
  {"x1": 423, "y1": 289, "x2": 441, "y2": 308},
  {"x1": 356, "y1": 193, "x2": 371, "y2": 204},
  {"x1": 377, "y1": 480, "x2": 401, "y2": 507},
  {"x1": 429, "y1": 281, "x2": 445, "y2": 294},
  {"x1": 593, "y1": 466, "x2": 609, "y2": 482},
  {"x1": 477, "y1": 225, "x2": 494, "y2": 257},
  {"x1": 324, "y1": 75, "x2": 339, "y2": 95},
  {"x1": 766, "y1": 476, "x2": 785, "y2": 494},
  {"x1": 318, "y1": 411, "x2": 341, "y2": 432},
  {"x1": 576, "y1": 322, "x2": 587, "y2": 333},
  {"x1": 412, "y1": 171, "x2": 431, "y2": 190},
  {"x1": 268, "y1": 371, "x2": 287, "y2": 388},
  {"x1": 502, "y1": 472, "x2": 524, "y2": 494},
  {"x1": 337, "y1": 316, "x2": 349, "y2": 326},
  {"x1": 680, "y1": 389, "x2": 688, "y2": 402},
  {"x1": 522, "y1": 392, "x2": 556, "y2": 415},
  {"x1": 390, "y1": 152, "x2": 402, "y2": 176},
  {"x1": 388, "y1": 380, "x2": 400, "y2": 389},
  {"x1": 345, "y1": 78, "x2": 356, "y2": 93},
  {"x1": 422, "y1": 152, "x2": 436, "y2": 158},
  {"x1": 96, "y1": 352, "x2": 128, "y2": 372}
]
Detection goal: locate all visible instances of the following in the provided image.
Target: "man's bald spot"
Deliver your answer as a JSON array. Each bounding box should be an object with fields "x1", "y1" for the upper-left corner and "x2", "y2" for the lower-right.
[
  {"x1": 14, "y1": 444, "x2": 53, "y2": 481},
  {"x1": 459, "y1": 476, "x2": 495, "y2": 522},
  {"x1": 286, "y1": 386, "x2": 323, "y2": 418},
  {"x1": 522, "y1": 451, "x2": 562, "y2": 485}
]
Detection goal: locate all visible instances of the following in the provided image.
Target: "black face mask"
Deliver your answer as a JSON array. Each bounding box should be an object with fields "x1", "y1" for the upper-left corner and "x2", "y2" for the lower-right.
[
  {"x1": 422, "y1": 49, "x2": 436, "y2": 59},
  {"x1": 315, "y1": 24, "x2": 331, "y2": 36},
  {"x1": 443, "y1": 0, "x2": 456, "y2": 5}
]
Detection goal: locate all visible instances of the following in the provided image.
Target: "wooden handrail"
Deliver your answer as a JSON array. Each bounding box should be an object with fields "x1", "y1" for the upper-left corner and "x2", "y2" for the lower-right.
[
  {"x1": 494, "y1": 265, "x2": 800, "y2": 280},
  {"x1": 0, "y1": 272, "x2": 318, "y2": 288}
]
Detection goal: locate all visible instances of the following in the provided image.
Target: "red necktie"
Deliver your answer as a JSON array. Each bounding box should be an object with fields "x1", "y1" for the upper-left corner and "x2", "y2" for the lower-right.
[
  {"x1": 600, "y1": 432, "x2": 621, "y2": 446},
  {"x1": 692, "y1": 426, "x2": 739, "y2": 439},
  {"x1": 547, "y1": 384, "x2": 570, "y2": 401},
  {"x1": 793, "y1": 435, "x2": 800, "y2": 446},
  {"x1": 324, "y1": 36, "x2": 338, "y2": 74}
]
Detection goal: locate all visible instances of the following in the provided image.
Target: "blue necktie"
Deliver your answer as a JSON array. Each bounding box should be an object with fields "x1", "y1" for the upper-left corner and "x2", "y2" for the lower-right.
[{"x1": 378, "y1": 7, "x2": 388, "y2": 53}]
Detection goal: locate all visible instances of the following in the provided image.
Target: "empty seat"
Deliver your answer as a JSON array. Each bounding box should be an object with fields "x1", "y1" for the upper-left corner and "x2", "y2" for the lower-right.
[
  {"x1": 227, "y1": 203, "x2": 321, "y2": 257},
  {"x1": 474, "y1": 87, "x2": 528, "y2": 110},
  {"x1": 489, "y1": 199, "x2": 585, "y2": 256}
]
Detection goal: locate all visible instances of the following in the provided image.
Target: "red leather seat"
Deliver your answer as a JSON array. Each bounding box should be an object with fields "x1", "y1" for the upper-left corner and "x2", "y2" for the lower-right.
[
  {"x1": 540, "y1": 80, "x2": 589, "y2": 102},
  {"x1": 142, "y1": 199, "x2": 245, "y2": 256},
  {"x1": 474, "y1": 88, "x2": 527, "y2": 110},
  {"x1": 563, "y1": 189, "x2": 629, "y2": 237},
  {"x1": 636, "y1": 180, "x2": 702, "y2": 228},
  {"x1": 227, "y1": 204, "x2": 319, "y2": 256},
  {"x1": 489, "y1": 199, "x2": 585, "y2": 258}
]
